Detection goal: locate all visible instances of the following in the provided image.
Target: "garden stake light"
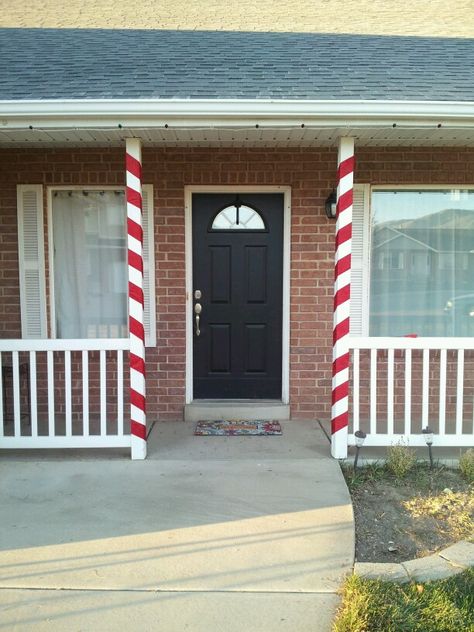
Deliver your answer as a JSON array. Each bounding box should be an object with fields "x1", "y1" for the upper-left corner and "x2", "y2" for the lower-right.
[
  {"x1": 353, "y1": 430, "x2": 367, "y2": 470},
  {"x1": 422, "y1": 426, "x2": 434, "y2": 469}
]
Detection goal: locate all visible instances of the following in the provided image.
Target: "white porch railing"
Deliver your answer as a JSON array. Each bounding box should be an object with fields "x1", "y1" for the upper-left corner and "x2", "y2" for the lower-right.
[
  {"x1": 0, "y1": 339, "x2": 131, "y2": 449},
  {"x1": 349, "y1": 337, "x2": 474, "y2": 448}
]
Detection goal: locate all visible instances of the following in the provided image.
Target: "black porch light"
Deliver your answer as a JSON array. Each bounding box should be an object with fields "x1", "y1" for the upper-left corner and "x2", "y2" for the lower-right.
[
  {"x1": 353, "y1": 430, "x2": 367, "y2": 470},
  {"x1": 325, "y1": 189, "x2": 337, "y2": 219},
  {"x1": 422, "y1": 426, "x2": 434, "y2": 469}
]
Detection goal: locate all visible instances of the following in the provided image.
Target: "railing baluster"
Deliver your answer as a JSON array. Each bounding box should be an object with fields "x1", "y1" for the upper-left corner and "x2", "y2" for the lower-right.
[
  {"x1": 439, "y1": 348, "x2": 447, "y2": 435},
  {"x1": 12, "y1": 351, "x2": 21, "y2": 437},
  {"x1": 0, "y1": 352, "x2": 3, "y2": 437},
  {"x1": 65, "y1": 350, "x2": 72, "y2": 437},
  {"x1": 370, "y1": 348, "x2": 377, "y2": 435},
  {"x1": 422, "y1": 348, "x2": 430, "y2": 430},
  {"x1": 117, "y1": 349, "x2": 124, "y2": 436},
  {"x1": 353, "y1": 348, "x2": 360, "y2": 433},
  {"x1": 404, "y1": 348, "x2": 412, "y2": 436},
  {"x1": 387, "y1": 348, "x2": 394, "y2": 436},
  {"x1": 100, "y1": 349, "x2": 106, "y2": 436},
  {"x1": 82, "y1": 350, "x2": 89, "y2": 437},
  {"x1": 456, "y1": 349, "x2": 464, "y2": 436},
  {"x1": 29, "y1": 351, "x2": 38, "y2": 437},
  {"x1": 47, "y1": 350, "x2": 55, "y2": 437}
]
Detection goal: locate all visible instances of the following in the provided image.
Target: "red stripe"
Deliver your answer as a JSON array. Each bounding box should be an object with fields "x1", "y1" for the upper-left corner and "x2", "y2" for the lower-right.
[
  {"x1": 131, "y1": 420, "x2": 147, "y2": 440},
  {"x1": 337, "y1": 190, "x2": 353, "y2": 214},
  {"x1": 332, "y1": 381, "x2": 349, "y2": 405},
  {"x1": 333, "y1": 317, "x2": 350, "y2": 343},
  {"x1": 335, "y1": 223, "x2": 352, "y2": 249},
  {"x1": 129, "y1": 282, "x2": 144, "y2": 305},
  {"x1": 331, "y1": 411, "x2": 349, "y2": 434},
  {"x1": 129, "y1": 316, "x2": 145, "y2": 341},
  {"x1": 337, "y1": 156, "x2": 355, "y2": 180},
  {"x1": 333, "y1": 352, "x2": 350, "y2": 374},
  {"x1": 127, "y1": 187, "x2": 142, "y2": 210},
  {"x1": 131, "y1": 389, "x2": 146, "y2": 410},
  {"x1": 335, "y1": 254, "x2": 351, "y2": 276},
  {"x1": 130, "y1": 352, "x2": 146, "y2": 375},
  {"x1": 127, "y1": 218, "x2": 143, "y2": 242},
  {"x1": 334, "y1": 284, "x2": 350, "y2": 308},
  {"x1": 126, "y1": 153, "x2": 142, "y2": 180},
  {"x1": 128, "y1": 250, "x2": 143, "y2": 273}
]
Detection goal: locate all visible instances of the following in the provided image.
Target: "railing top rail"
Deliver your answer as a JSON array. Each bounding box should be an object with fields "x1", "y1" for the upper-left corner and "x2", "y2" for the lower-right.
[
  {"x1": 0, "y1": 338, "x2": 130, "y2": 352},
  {"x1": 349, "y1": 336, "x2": 474, "y2": 350}
]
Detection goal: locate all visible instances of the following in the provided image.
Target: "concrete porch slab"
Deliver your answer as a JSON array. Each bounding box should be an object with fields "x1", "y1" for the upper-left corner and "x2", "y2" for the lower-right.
[{"x1": 0, "y1": 420, "x2": 353, "y2": 630}]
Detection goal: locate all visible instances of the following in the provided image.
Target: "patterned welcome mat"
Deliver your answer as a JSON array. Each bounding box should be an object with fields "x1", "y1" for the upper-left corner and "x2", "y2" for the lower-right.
[{"x1": 194, "y1": 420, "x2": 282, "y2": 436}]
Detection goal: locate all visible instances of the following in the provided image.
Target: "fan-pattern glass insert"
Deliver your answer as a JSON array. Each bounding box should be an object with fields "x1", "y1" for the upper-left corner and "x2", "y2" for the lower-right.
[{"x1": 211, "y1": 205, "x2": 265, "y2": 230}]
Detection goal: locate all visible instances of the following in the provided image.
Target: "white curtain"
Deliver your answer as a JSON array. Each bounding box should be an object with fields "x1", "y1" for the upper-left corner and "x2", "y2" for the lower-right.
[
  {"x1": 52, "y1": 190, "x2": 127, "y2": 338},
  {"x1": 370, "y1": 190, "x2": 474, "y2": 337}
]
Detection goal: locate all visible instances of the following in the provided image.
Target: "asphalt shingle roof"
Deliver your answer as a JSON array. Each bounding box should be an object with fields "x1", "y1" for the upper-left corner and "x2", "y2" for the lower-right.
[{"x1": 1, "y1": 28, "x2": 473, "y2": 101}]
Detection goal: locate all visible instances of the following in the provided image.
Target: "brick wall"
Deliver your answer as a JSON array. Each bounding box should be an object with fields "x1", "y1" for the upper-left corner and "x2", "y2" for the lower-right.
[{"x1": 0, "y1": 146, "x2": 473, "y2": 422}]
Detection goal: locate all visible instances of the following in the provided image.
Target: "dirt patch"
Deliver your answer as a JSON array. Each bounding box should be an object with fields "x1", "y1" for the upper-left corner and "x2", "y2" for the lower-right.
[{"x1": 343, "y1": 465, "x2": 474, "y2": 563}]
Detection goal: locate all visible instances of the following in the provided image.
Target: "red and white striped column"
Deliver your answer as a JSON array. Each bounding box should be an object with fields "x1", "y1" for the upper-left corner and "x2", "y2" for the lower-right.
[
  {"x1": 126, "y1": 138, "x2": 146, "y2": 460},
  {"x1": 331, "y1": 137, "x2": 355, "y2": 459}
]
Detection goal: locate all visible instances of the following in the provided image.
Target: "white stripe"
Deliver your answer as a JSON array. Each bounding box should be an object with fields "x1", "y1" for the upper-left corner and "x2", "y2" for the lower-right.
[
  {"x1": 335, "y1": 239, "x2": 352, "y2": 261},
  {"x1": 128, "y1": 234, "x2": 143, "y2": 256},
  {"x1": 334, "y1": 301, "x2": 350, "y2": 324},
  {"x1": 336, "y1": 207, "x2": 353, "y2": 230},
  {"x1": 130, "y1": 332, "x2": 145, "y2": 349},
  {"x1": 332, "y1": 367, "x2": 349, "y2": 387},
  {"x1": 131, "y1": 370, "x2": 145, "y2": 395},
  {"x1": 338, "y1": 172, "x2": 354, "y2": 195},
  {"x1": 334, "y1": 272, "x2": 351, "y2": 293},
  {"x1": 127, "y1": 204, "x2": 142, "y2": 225},
  {"x1": 128, "y1": 266, "x2": 143, "y2": 288},
  {"x1": 131, "y1": 405, "x2": 146, "y2": 424},
  {"x1": 126, "y1": 172, "x2": 141, "y2": 192},
  {"x1": 332, "y1": 397, "x2": 348, "y2": 418},
  {"x1": 129, "y1": 298, "x2": 144, "y2": 321}
]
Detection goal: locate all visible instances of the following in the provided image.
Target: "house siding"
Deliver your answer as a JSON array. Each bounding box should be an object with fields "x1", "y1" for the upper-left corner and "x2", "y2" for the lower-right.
[{"x1": 0, "y1": 146, "x2": 473, "y2": 421}]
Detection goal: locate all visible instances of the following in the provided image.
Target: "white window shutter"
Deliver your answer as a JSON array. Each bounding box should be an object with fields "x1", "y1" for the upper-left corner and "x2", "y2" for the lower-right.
[
  {"x1": 350, "y1": 184, "x2": 370, "y2": 336},
  {"x1": 17, "y1": 185, "x2": 47, "y2": 339},
  {"x1": 141, "y1": 185, "x2": 156, "y2": 347}
]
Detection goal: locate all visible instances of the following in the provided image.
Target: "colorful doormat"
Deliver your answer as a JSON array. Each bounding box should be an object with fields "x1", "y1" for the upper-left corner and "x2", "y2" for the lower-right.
[{"x1": 194, "y1": 420, "x2": 282, "y2": 436}]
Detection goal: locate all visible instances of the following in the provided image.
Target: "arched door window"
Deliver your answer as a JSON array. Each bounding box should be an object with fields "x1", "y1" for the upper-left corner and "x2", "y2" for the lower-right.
[{"x1": 211, "y1": 203, "x2": 266, "y2": 230}]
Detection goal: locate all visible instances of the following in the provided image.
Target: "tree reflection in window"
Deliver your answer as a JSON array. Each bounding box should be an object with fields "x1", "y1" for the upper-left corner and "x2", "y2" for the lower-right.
[{"x1": 211, "y1": 204, "x2": 265, "y2": 230}]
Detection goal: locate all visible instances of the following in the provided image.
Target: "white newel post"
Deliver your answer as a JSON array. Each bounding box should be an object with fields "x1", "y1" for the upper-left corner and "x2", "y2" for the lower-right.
[
  {"x1": 331, "y1": 137, "x2": 355, "y2": 459},
  {"x1": 126, "y1": 138, "x2": 147, "y2": 460}
]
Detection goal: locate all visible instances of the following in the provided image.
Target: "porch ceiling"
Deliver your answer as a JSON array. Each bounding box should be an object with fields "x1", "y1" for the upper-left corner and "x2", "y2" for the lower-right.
[{"x1": 2, "y1": 125, "x2": 474, "y2": 148}]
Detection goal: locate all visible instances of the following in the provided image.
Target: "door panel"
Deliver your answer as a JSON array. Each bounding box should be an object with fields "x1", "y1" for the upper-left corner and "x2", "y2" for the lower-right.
[{"x1": 192, "y1": 193, "x2": 283, "y2": 399}]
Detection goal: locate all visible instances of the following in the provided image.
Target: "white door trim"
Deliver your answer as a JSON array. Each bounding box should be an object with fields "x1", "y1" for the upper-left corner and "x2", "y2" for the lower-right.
[{"x1": 184, "y1": 185, "x2": 291, "y2": 404}]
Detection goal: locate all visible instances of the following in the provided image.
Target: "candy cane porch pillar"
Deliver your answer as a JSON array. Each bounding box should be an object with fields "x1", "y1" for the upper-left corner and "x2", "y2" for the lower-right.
[
  {"x1": 331, "y1": 137, "x2": 355, "y2": 459},
  {"x1": 126, "y1": 138, "x2": 147, "y2": 460}
]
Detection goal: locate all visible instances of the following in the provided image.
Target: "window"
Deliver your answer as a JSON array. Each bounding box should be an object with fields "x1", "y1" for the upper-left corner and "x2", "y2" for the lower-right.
[
  {"x1": 51, "y1": 190, "x2": 127, "y2": 338},
  {"x1": 211, "y1": 204, "x2": 266, "y2": 230},
  {"x1": 17, "y1": 184, "x2": 156, "y2": 344},
  {"x1": 369, "y1": 189, "x2": 474, "y2": 337}
]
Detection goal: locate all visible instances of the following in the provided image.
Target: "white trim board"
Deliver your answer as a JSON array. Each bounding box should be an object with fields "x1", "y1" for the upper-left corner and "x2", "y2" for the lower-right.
[{"x1": 184, "y1": 185, "x2": 291, "y2": 405}]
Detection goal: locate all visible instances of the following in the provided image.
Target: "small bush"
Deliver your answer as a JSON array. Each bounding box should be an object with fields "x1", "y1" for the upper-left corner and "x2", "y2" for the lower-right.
[
  {"x1": 459, "y1": 449, "x2": 474, "y2": 483},
  {"x1": 386, "y1": 441, "x2": 416, "y2": 479}
]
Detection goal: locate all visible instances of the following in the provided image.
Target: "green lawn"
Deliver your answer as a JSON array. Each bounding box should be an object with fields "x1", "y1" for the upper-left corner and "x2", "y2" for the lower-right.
[{"x1": 333, "y1": 569, "x2": 474, "y2": 632}]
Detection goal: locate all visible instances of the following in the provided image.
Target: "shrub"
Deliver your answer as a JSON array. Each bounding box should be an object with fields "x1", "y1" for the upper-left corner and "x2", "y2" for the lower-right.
[
  {"x1": 459, "y1": 448, "x2": 474, "y2": 484},
  {"x1": 386, "y1": 441, "x2": 416, "y2": 478}
]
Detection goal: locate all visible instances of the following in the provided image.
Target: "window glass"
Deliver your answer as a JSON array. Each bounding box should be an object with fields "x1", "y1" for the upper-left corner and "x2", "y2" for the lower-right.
[
  {"x1": 52, "y1": 190, "x2": 127, "y2": 338},
  {"x1": 370, "y1": 190, "x2": 474, "y2": 337},
  {"x1": 211, "y1": 204, "x2": 265, "y2": 230}
]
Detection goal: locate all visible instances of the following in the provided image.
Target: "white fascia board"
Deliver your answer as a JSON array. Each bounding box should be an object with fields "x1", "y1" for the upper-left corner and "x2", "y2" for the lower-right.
[{"x1": 0, "y1": 98, "x2": 474, "y2": 129}]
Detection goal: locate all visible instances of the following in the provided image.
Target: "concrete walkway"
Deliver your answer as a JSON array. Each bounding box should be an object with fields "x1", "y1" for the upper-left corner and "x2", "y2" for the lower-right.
[{"x1": 0, "y1": 420, "x2": 354, "y2": 631}]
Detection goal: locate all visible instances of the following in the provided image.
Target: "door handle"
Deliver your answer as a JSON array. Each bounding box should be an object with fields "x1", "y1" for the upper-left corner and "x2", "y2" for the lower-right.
[{"x1": 194, "y1": 302, "x2": 202, "y2": 336}]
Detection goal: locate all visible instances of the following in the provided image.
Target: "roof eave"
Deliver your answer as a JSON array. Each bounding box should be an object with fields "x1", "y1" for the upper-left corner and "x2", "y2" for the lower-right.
[{"x1": 1, "y1": 98, "x2": 474, "y2": 129}]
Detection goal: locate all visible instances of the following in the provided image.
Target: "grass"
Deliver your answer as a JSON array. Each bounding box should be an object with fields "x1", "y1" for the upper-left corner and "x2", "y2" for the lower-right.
[{"x1": 333, "y1": 569, "x2": 474, "y2": 632}]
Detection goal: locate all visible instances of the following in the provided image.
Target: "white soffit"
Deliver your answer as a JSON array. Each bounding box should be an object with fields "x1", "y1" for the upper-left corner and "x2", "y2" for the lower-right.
[{"x1": 1, "y1": 126, "x2": 474, "y2": 147}]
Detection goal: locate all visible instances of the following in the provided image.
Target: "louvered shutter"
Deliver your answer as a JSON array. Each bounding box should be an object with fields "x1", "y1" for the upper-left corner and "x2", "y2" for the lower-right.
[
  {"x1": 142, "y1": 185, "x2": 156, "y2": 347},
  {"x1": 350, "y1": 184, "x2": 370, "y2": 336},
  {"x1": 17, "y1": 185, "x2": 47, "y2": 338}
]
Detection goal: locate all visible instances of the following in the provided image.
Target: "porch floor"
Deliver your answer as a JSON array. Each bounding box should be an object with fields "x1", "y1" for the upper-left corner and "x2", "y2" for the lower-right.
[{"x1": 0, "y1": 420, "x2": 353, "y2": 631}]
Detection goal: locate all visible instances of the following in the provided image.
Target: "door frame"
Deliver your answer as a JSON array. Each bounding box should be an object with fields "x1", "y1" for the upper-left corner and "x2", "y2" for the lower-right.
[{"x1": 184, "y1": 185, "x2": 291, "y2": 404}]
